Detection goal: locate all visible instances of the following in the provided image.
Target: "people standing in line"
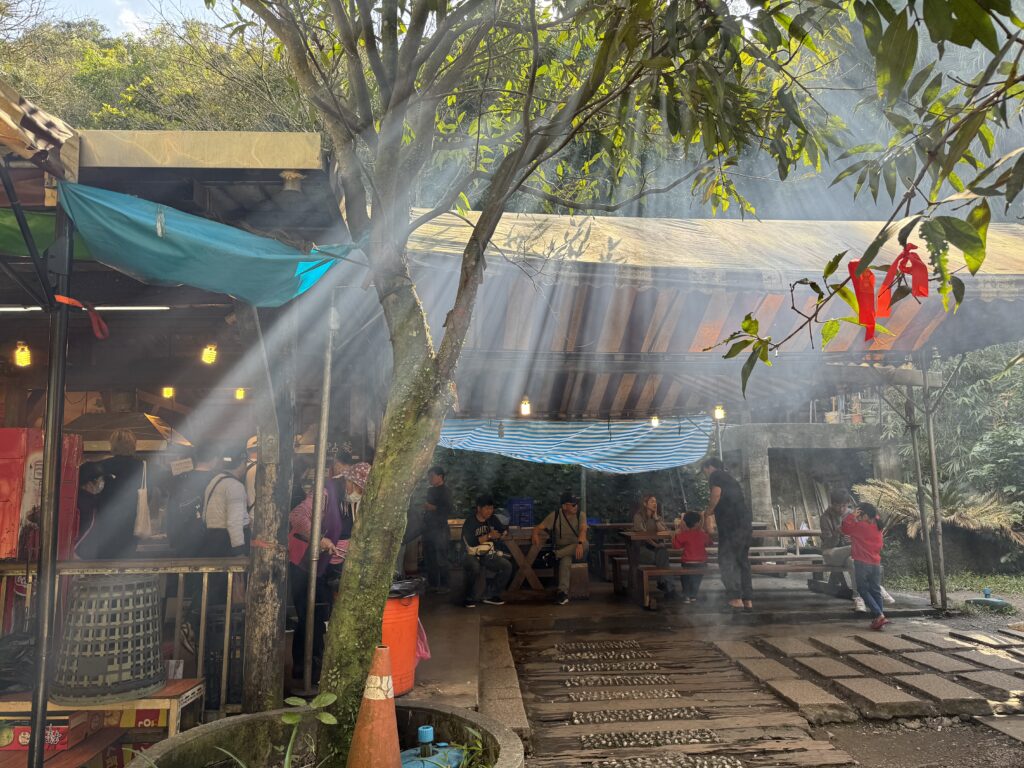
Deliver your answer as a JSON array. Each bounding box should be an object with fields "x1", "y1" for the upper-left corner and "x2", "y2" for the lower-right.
[
  {"x1": 461, "y1": 494, "x2": 512, "y2": 608},
  {"x1": 631, "y1": 493, "x2": 677, "y2": 598},
  {"x1": 842, "y1": 501, "x2": 890, "y2": 630},
  {"x1": 199, "y1": 448, "x2": 250, "y2": 558},
  {"x1": 532, "y1": 492, "x2": 589, "y2": 605},
  {"x1": 422, "y1": 466, "x2": 454, "y2": 594},
  {"x1": 701, "y1": 457, "x2": 754, "y2": 611},
  {"x1": 94, "y1": 429, "x2": 146, "y2": 559},
  {"x1": 73, "y1": 462, "x2": 108, "y2": 560},
  {"x1": 672, "y1": 511, "x2": 712, "y2": 603},
  {"x1": 821, "y1": 488, "x2": 896, "y2": 612}
]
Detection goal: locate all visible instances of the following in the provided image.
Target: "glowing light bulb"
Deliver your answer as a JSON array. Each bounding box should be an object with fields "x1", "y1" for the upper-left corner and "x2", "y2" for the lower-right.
[
  {"x1": 650, "y1": 414, "x2": 660, "y2": 428},
  {"x1": 235, "y1": 388, "x2": 246, "y2": 401},
  {"x1": 519, "y1": 397, "x2": 531, "y2": 417},
  {"x1": 162, "y1": 387, "x2": 175, "y2": 399},
  {"x1": 13, "y1": 341, "x2": 30, "y2": 368},
  {"x1": 714, "y1": 405, "x2": 726, "y2": 421},
  {"x1": 201, "y1": 343, "x2": 218, "y2": 365}
]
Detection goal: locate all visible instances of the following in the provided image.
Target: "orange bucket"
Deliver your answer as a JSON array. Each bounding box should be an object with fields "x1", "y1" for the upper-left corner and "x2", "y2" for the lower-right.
[{"x1": 381, "y1": 593, "x2": 419, "y2": 696}]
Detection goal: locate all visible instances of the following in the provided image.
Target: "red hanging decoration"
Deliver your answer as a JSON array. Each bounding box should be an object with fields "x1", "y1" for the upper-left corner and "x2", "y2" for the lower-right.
[
  {"x1": 877, "y1": 242, "x2": 929, "y2": 319},
  {"x1": 848, "y1": 260, "x2": 876, "y2": 341}
]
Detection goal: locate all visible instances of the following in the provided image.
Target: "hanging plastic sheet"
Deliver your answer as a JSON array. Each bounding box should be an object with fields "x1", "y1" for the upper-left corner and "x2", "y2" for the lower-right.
[
  {"x1": 58, "y1": 182, "x2": 356, "y2": 307},
  {"x1": 438, "y1": 417, "x2": 712, "y2": 474}
]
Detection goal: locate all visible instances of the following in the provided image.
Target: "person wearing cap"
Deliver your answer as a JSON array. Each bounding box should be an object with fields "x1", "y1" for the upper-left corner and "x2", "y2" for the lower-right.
[
  {"x1": 460, "y1": 494, "x2": 511, "y2": 608},
  {"x1": 74, "y1": 461, "x2": 109, "y2": 560},
  {"x1": 532, "y1": 492, "x2": 589, "y2": 605}
]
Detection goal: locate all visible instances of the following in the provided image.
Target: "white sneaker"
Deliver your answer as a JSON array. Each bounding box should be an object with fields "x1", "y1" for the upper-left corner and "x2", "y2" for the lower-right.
[
  {"x1": 853, "y1": 596, "x2": 867, "y2": 613},
  {"x1": 880, "y1": 587, "x2": 896, "y2": 605}
]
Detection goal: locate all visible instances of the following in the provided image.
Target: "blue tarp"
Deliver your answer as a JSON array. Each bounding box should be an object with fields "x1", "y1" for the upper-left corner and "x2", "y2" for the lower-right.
[
  {"x1": 58, "y1": 182, "x2": 353, "y2": 307},
  {"x1": 438, "y1": 417, "x2": 712, "y2": 474}
]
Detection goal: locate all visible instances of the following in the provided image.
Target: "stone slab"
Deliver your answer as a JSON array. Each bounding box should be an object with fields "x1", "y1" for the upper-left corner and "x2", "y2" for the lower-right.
[
  {"x1": 978, "y1": 714, "x2": 1024, "y2": 743},
  {"x1": 903, "y1": 651, "x2": 978, "y2": 673},
  {"x1": 833, "y1": 677, "x2": 936, "y2": 719},
  {"x1": 793, "y1": 656, "x2": 863, "y2": 679},
  {"x1": 737, "y1": 657, "x2": 799, "y2": 683},
  {"x1": 849, "y1": 653, "x2": 918, "y2": 676},
  {"x1": 714, "y1": 640, "x2": 764, "y2": 660},
  {"x1": 766, "y1": 679, "x2": 858, "y2": 724},
  {"x1": 962, "y1": 671, "x2": 1024, "y2": 698},
  {"x1": 999, "y1": 629, "x2": 1024, "y2": 644},
  {"x1": 810, "y1": 634, "x2": 875, "y2": 655},
  {"x1": 855, "y1": 633, "x2": 923, "y2": 653},
  {"x1": 761, "y1": 636, "x2": 822, "y2": 657},
  {"x1": 900, "y1": 630, "x2": 972, "y2": 650},
  {"x1": 951, "y1": 630, "x2": 1020, "y2": 649},
  {"x1": 895, "y1": 674, "x2": 992, "y2": 716},
  {"x1": 956, "y1": 649, "x2": 1024, "y2": 671}
]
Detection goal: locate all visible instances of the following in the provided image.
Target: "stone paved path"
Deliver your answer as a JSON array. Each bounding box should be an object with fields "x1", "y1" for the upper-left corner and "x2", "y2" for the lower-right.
[
  {"x1": 715, "y1": 623, "x2": 1024, "y2": 735},
  {"x1": 514, "y1": 629, "x2": 856, "y2": 768}
]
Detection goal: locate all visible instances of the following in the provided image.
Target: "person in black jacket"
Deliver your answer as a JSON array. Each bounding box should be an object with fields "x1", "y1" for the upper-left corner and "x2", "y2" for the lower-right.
[
  {"x1": 93, "y1": 429, "x2": 146, "y2": 559},
  {"x1": 73, "y1": 462, "x2": 109, "y2": 560},
  {"x1": 702, "y1": 457, "x2": 753, "y2": 611}
]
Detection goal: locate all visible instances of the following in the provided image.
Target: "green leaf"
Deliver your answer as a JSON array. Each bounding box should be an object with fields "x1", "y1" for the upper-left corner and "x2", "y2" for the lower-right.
[
  {"x1": 906, "y1": 62, "x2": 936, "y2": 99},
  {"x1": 965, "y1": 199, "x2": 991, "y2": 274},
  {"x1": 855, "y1": 1, "x2": 884, "y2": 55},
  {"x1": 316, "y1": 711, "x2": 339, "y2": 725},
  {"x1": 740, "y1": 313, "x2": 759, "y2": 335},
  {"x1": 921, "y1": 73, "x2": 944, "y2": 107},
  {"x1": 821, "y1": 318, "x2": 841, "y2": 348},
  {"x1": 951, "y1": 274, "x2": 966, "y2": 310},
  {"x1": 834, "y1": 285, "x2": 860, "y2": 314},
  {"x1": 934, "y1": 215, "x2": 985, "y2": 274},
  {"x1": 724, "y1": 339, "x2": 754, "y2": 359},
  {"x1": 898, "y1": 215, "x2": 922, "y2": 246},
  {"x1": 281, "y1": 712, "x2": 302, "y2": 726},
  {"x1": 942, "y1": 111, "x2": 987, "y2": 180},
  {"x1": 855, "y1": 224, "x2": 897, "y2": 275},
  {"x1": 876, "y1": 12, "x2": 918, "y2": 103},
  {"x1": 311, "y1": 692, "x2": 338, "y2": 708},
  {"x1": 823, "y1": 251, "x2": 847, "y2": 279},
  {"x1": 284, "y1": 697, "x2": 306, "y2": 707},
  {"x1": 923, "y1": 0, "x2": 954, "y2": 42},
  {"x1": 950, "y1": 0, "x2": 1000, "y2": 53},
  {"x1": 740, "y1": 347, "x2": 760, "y2": 398}
]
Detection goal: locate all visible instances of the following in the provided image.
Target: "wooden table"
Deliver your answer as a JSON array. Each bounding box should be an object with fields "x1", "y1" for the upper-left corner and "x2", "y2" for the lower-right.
[
  {"x1": 504, "y1": 527, "x2": 559, "y2": 595},
  {"x1": 0, "y1": 679, "x2": 205, "y2": 738},
  {"x1": 751, "y1": 529, "x2": 821, "y2": 555}
]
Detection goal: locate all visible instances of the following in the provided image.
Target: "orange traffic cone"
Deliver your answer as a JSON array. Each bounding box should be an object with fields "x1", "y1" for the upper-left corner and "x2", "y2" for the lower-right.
[{"x1": 345, "y1": 645, "x2": 401, "y2": 768}]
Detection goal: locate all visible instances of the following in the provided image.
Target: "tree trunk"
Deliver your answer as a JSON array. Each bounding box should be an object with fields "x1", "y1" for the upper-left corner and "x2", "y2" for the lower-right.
[
  {"x1": 318, "y1": 347, "x2": 451, "y2": 763},
  {"x1": 239, "y1": 305, "x2": 296, "y2": 713}
]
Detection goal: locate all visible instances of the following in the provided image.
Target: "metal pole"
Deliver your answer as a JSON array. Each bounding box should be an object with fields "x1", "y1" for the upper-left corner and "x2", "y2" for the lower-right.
[
  {"x1": 921, "y1": 356, "x2": 948, "y2": 611},
  {"x1": 28, "y1": 211, "x2": 72, "y2": 768},
  {"x1": 580, "y1": 467, "x2": 587, "y2": 518},
  {"x1": 905, "y1": 386, "x2": 937, "y2": 607},
  {"x1": 303, "y1": 290, "x2": 339, "y2": 691},
  {"x1": 715, "y1": 420, "x2": 723, "y2": 461}
]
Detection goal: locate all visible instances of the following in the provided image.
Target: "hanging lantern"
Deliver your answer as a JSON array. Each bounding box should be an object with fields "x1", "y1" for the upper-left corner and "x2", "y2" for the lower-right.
[
  {"x1": 519, "y1": 397, "x2": 531, "y2": 417},
  {"x1": 201, "y1": 343, "x2": 218, "y2": 365},
  {"x1": 161, "y1": 387, "x2": 175, "y2": 399},
  {"x1": 650, "y1": 414, "x2": 660, "y2": 428},
  {"x1": 13, "y1": 341, "x2": 30, "y2": 368},
  {"x1": 714, "y1": 404, "x2": 726, "y2": 421},
  {"x1": 235, "y1": 388, "x2": 246, "y2": 401}
]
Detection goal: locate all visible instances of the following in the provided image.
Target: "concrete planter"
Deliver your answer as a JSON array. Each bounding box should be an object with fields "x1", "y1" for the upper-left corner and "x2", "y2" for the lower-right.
[{"x1": 126, "y1": 700, "x2": 524, "y2": 768}]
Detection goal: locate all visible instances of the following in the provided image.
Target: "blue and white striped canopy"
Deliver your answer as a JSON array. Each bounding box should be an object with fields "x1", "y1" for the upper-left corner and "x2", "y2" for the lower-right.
[{"x1": 437, "y1": 418, "x2": 712, "y2": 474}]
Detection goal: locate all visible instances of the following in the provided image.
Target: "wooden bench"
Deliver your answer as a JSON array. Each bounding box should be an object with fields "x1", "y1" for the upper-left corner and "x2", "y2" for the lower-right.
[
  {"x1": 601, "y1": 547, "x2": 627, "y2": 580},
  {"x1": 638, "y1": 561, "x2": 833, "y2": 610}
]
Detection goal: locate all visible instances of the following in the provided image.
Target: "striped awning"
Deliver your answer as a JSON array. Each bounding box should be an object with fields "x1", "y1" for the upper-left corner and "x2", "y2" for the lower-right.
[{"x1": 438, "y1": 417, "x2": 712, "y2": 474}]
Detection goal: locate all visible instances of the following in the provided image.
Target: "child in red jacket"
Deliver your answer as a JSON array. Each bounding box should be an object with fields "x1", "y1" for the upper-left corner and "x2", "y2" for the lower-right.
[
  {"x1": 673, "y1": 512, "x2": 712, "y2": 603},
  {"x1": 841, "y1": 502, "x2": 889, "y2": 630}
]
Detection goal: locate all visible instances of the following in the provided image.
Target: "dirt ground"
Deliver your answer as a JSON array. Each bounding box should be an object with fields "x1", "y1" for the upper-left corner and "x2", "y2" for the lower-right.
[{"x1": 816, "y1": 719, "x2": 1024, "y2": 768}]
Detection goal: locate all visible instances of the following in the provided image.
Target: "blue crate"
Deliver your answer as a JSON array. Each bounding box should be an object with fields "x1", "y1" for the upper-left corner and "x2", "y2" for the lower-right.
[{"x1": 507, "y1": 497, "x2": 534, "y2": 527}]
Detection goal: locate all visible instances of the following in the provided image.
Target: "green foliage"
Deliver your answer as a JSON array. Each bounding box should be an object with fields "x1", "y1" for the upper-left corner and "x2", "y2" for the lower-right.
[
  {"x1": 889, "y1": 571, "x2": 1024, "y2": 597},
  {"x1": 0, "y1": 18, "x2": 310, "y2": 131}
]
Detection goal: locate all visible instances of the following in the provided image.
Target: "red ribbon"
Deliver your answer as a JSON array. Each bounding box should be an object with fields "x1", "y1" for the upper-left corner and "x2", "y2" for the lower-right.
[
  {"x1": 848, "y1": 260, "x2": 876, "y2": 340},
  {"x1": 54, "y1": 294, "x2": 110, "y2": 340},
  {"x1": 877, "y1": 242, "x2": 929, "y2": 319}
]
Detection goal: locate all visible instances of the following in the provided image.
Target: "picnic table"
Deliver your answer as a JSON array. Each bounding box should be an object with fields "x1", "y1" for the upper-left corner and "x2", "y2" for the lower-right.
[
  {"x1": 618, "y1": 529, "x2": 673, "y2": 603},
  {"x1": 504, "y1": 526, "x2": 551, "y2": 595}
]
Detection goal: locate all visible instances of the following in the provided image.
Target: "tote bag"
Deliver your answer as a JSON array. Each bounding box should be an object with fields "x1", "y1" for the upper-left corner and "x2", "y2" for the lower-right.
[{"x1": 134, "y1": 461, "x2": 152, "y2": 538}]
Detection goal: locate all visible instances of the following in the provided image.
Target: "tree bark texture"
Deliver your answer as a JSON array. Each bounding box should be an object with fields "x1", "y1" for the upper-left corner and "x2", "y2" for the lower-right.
[{"x1": 239, "y1": 305, "x2": 296, "y2": 714}]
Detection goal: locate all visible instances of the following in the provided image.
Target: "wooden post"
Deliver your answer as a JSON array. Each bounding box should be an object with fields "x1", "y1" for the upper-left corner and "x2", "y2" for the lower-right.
[
  {"x1": 921, "y1": 355, "x2": 948, "y2": 611},
  {"x1": 905, "y1": 386, "x2": 937, "y2": 607},
  {"x1": 239, "y1": 304, "x2": 295, "y2": 713}
]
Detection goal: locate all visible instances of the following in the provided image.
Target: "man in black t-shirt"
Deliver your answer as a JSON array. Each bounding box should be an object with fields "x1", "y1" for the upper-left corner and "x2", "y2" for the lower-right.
[
  {"x1": 423, "y1": 466, "x2": 454, "y2": 593},
  {"x1": 702, "y1": 457, "x2": 754, "y2": 610},
  {"x1": 460, "y1": 494, "x2": 512, "y2": 608}
]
